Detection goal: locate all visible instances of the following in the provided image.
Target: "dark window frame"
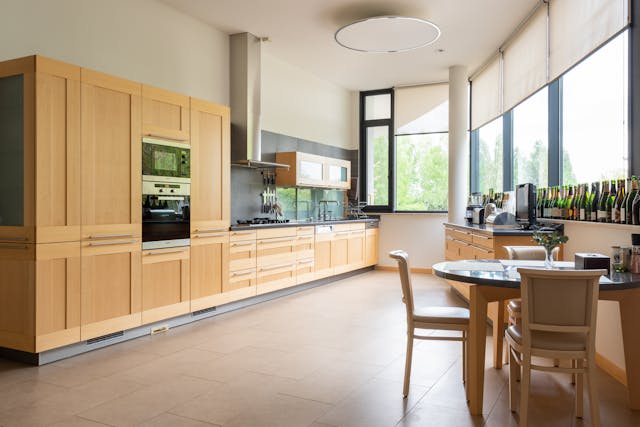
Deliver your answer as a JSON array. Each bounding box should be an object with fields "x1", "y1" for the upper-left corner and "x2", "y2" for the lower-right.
[{"x1": 359, "y1": 88, "x2": 394, "y2": 213}]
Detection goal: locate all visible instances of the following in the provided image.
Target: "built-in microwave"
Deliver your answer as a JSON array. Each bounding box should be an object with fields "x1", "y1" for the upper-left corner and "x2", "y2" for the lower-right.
[{"x1": 142, "y1": 137, "x2": 190, "y2": 181}]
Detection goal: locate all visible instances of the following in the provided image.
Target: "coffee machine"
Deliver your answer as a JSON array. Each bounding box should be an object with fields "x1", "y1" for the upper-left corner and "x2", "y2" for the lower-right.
[{"x1": 466, "y1": 193, "x2": 484, "y2": 225}]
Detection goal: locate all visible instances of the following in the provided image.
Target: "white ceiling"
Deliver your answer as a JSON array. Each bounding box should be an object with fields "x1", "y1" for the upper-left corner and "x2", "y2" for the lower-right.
[{"x1": 160, "y1": 0, "x2": 538, "y2": 91}]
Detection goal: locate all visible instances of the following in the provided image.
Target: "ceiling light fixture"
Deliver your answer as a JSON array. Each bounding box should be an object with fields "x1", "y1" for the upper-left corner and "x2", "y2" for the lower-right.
[{"x1": 335, "y1": 16, "x2": 441, "y2": 53}]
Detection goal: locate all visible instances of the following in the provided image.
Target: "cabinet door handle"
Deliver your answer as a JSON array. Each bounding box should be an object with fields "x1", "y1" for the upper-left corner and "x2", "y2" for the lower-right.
[
  {"x1": 231, "y1": 268, "x2": 256, "y2": 276},
  {"x1": 193, "y1": 233, "x2": 227, "y2": 238},
  {"x1": 259, "y1": 263, "x2": 295, "y2": 272},
  {"x1": 145, "y1": 248, "x2": 188, "y2": 256},
  {"x1": 297, "y1": 259, "x2": 314, "y2": 264},
  {"x1": 88, "y1": 239, "x2": 138, "y2": 246},
  {"x1": 297, "y1": 235, "x2": 314, "y2": 240},
  {"x1": 231, "y1": 241, "x2": 254, "y2": 247},
  {"x1": 258, "y1": 237, "x2": 295, "y2": 244},
  {"x1": 88, "y1": 233, "x2": 135, "y2": 240},
  {"x1": 0, "y1": 237, "x2": 28, "y2": 242},
  {"x1": 350, "y1": 231, "x2": 365, "y2": 236},
  {"x1": 195, "y1": 228, "x2": 228, "y2": 233},
  {"x1": 471, "y1": 244, "x2": 492, "y2": 253},
  {"x1": 0, "y1": 244, "x2": 28, "y2": 250},
  {"x1": 231, "y1": 231, "x2": 255, "y2": 235},
  {"x1": 474, "y1": 234, "x2": 491, "y2": 240},
  {"x1": 145, "y1": 133, "x2": 189, "y2": 142}
]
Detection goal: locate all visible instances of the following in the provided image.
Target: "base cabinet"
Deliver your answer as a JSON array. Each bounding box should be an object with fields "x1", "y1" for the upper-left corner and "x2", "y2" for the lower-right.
[
  {"x1": 365, "y1": 228, "x2": 379, "y2": 266},
  {"x1": 80, "y1": 239, "x2": 142, "y2": 341},
  {"x1": 256, "y1": 228, "x2": 297, "y2": 295},
  {"x1": 190, "y1": 233, "x2": 229, "y2": 312},
  {"x1": 141, "y1": 247, "x2": 190, "y2": 324}
]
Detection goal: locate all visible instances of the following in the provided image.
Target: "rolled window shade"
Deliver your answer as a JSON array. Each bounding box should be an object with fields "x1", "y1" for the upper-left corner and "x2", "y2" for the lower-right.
[
  {"x1": 394, "y1": 83, "x2": 448, "y2": 134},
  {"x1": 503, "y1": 4, "x2": 548, "y2": 112},
  {"x1": 471, "y1": 55, "x2": 501, "y2": 130},
  {"x1": 549, "y1": 0, "x2": 629, "y2": 81}
]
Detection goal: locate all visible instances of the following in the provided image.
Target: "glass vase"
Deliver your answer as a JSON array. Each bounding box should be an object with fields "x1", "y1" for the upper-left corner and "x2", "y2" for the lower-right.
[{"x1": 544, "y1": 246, "x2": 555, "y2": 269}]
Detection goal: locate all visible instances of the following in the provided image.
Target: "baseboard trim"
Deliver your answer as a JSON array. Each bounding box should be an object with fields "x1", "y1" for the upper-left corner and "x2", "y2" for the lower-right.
[
  {"x1": 596, "y1": 352, "x2": 627, "y2": 387},
  {"x1": 375, "y1": 266, "x2": 432, "y2": 274}
]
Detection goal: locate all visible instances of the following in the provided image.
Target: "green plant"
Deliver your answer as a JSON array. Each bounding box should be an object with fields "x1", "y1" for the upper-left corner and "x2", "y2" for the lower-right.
[{"x1": 532, "y1": 231, "x2": 568, "y2": 251}]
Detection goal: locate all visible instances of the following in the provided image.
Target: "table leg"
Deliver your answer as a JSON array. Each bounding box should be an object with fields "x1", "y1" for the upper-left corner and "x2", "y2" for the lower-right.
[
  {"x1": 492, "y1": 300, "x2": 505, "y2": 369},
  {"x1": 468, "y1": 284, "x2": 488, "y2": 415},
  {"x1": 619, "y1": 291, "x2": 640, "y2": 410}
]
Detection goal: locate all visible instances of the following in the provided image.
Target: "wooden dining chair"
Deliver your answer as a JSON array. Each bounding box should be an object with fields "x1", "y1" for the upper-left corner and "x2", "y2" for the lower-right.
[
  {"x1": 505, "y1": 268, "x2": 605, "y2": 427},
  {"x1": 389, "y1": 250, "x2": 469, "y2": 398},
  {"x1": 503, "y1": 246, "x2": 561, "y2": 367}
]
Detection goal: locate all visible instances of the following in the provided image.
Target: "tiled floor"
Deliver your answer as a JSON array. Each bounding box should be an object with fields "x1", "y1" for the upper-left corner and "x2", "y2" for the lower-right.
[{"x1": 0, "y1": 271, "x2": 638, "y2": 426}]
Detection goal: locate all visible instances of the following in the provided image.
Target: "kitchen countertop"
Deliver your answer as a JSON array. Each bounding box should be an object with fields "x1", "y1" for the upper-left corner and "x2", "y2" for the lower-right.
[
  {"x1": 230, "y1": 217, "x2": 379, "y2": 231},
  {"x1": 444, "y1": 221, "x2": 563, "y2": 236}
]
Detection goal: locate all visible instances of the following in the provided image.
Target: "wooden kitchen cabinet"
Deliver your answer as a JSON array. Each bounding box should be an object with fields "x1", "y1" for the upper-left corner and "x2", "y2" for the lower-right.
[
  {"x1": 275, "y1": 151, "x2": 351, "y2": 189},
  {"x1": 228, "y1": 230, "x2": 257, "y2": 292},
  {"x1": 256, "y1": 227, "x2": 297, "y2": 295},
  {"x1": 142, "y1": 84, "x2": 190, "y2": 142},
  {"x1": 141, "y1": 247, "x2": 190, "y2": 324},
  {"x1": 80, "y1": 68, "x2": 141, "y2": 240},
  {"x1": 190, "y1": 98, "x2": 230, "y2": 233},
  {"x1": 190, "y1": 231, "x2": 230, "y2": 311},
  {"x1": 347, "y1": 223, "x2": 366, "y2": 270},
  {"x1": 80, "y1": 238, "x2": 142, "y2": 341},
  {"x1": 295, "y1": 226, "x2": 315, "y2": 284},
  {"x1": 0, "y1": 56, "x2": 81, "y2": 244},
  {"x1": 365, "y1": 227, "x2": 379, "y2": 266},
  {"x1": 314, "y1": 229, "x2": 333, "y2": 279},
  {"x1": 331, "y1": 224, "x2": 350, "y2": 274}
]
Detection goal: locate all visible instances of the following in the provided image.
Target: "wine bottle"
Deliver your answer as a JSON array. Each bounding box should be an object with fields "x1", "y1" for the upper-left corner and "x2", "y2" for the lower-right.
[
  {"x1": 614, "y1": 179, "x2": 625, "y2": 223},
  {"x1": 590, "y1": 182, "x2": 599, "y2": 222},
  {"x1": 606, "y1": 180, "x2": 616, "y2": 223},
  {"x1": 626, "y1": 177, "x2": 638, "y2": 224},
  {"x1": 598, "y1": 181, "x2": 609, "y2": 222},
  {"x1": 581, "y1": 184, "x2": 590, "y2": 221},
  {"x1": 621, "y1": 178, "x2": 631, "y2": 223}
]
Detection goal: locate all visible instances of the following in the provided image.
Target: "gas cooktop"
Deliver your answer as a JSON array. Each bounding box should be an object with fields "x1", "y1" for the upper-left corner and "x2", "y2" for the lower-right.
[{"x1": 236, "y1": 217, "x2": 291, "y2": 226}]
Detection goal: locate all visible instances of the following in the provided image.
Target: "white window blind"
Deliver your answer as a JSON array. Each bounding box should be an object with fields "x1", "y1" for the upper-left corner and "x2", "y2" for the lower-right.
[
  {"x1": 549, "y1": 0, "x2": 629, "y2": 80},
  {"x1": 503, "y1": 4, "x2": 548, "y2": 112},
  {"x1": 394, "y1": 83, "x2": 449, "y2": 134},
  {"x1": 470, "y1": 55, "x2": 501, "y2": 130}
]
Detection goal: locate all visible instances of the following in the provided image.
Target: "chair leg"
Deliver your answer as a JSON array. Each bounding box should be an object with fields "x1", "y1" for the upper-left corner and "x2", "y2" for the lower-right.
[
  {"x1": 571, "y1": 359, "x2": 576, "y2": 385},
  {"x1": 575, "y1": 359, "x2": 584, "y2": 419},
  {"x1": 509, "y1": 347, "x2": 518, "y2": 413},
  {"x1": 586, "y1": 357, "x2": 601, "y2": 427},
  {"x1": 462, "y1": 330, "x2": 467, "y2": 385},
  {"x1": 520, "y1": 354, "x2": 531, "y2": 427},
  {"x1": 403, "y1": 329, "x2": 414, "y2": 398}
]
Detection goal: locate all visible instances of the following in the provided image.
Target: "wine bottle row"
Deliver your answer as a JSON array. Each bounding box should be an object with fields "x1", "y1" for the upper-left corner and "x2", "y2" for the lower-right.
[{"x1": 537, "y1": 177, "x2": 640, "y2": 224}]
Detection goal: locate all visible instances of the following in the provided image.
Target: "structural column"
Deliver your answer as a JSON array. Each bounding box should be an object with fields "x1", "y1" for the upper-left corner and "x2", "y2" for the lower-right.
[{"x1": 448, "y1": 65, "x2": 469, "y2": 223}]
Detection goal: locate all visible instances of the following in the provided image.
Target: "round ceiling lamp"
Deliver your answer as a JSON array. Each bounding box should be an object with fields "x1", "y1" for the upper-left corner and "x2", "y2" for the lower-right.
[{"x1": 335, "y1": 16, "x2": 441, "y2": 53}]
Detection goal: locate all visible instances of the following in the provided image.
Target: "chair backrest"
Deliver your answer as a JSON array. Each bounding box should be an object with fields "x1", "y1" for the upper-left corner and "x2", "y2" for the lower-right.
[
  {"x1": 517, "y1": 268, "x2": 605, "y2": 351},
  {"x1": 504, "y1": 245, "x2": 559, "y2": 261},
  {"x1": 389, "y1": 250, "x2": 414, "y2": 323}
]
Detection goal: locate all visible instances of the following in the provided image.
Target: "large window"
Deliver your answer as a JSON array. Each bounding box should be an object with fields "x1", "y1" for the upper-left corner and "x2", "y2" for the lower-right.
[
  {"x1": 360, "y1": 90, "x2": 393, "y2": 210},
  {"x1": 396, "y1": 133, "x2": 448, "y2": 211},
  {"x1": 477, "y1": 117, "x2": 503, "y2": 194},
  {"x1": 512, "y1": 87, "x2": 548, "y2": 187},
  {"x1": 562, "y1": 32, "x2": 628, "y2": 185}
]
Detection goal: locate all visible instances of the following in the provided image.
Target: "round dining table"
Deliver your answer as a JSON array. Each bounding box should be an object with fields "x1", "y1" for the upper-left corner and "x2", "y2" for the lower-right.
[{"x1": 432, "y1": 259, "x2": 640, "y2": 415}]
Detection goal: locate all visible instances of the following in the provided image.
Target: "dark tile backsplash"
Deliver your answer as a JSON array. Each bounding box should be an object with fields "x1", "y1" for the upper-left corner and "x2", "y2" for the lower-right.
[{"x1": 230, "y1": 130, "x2": 358, "y2": 223}]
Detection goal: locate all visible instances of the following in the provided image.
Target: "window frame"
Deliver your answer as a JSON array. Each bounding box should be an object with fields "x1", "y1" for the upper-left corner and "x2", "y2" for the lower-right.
[{"x1": 359, "y1": 88, "x2": 394, "y2": 212}]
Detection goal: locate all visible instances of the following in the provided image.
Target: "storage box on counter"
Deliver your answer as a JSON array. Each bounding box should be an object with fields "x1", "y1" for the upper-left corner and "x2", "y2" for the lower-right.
[{"x1": 574, "y1": 253, "x2": 610, "y2": 275}]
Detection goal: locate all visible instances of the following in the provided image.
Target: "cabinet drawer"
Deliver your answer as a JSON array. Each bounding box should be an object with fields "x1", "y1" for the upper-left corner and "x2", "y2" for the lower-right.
[
  {"x1": 256, "y1": 262, "x2": 296, "y2": 294},
  {"x1": 472, "y1": 233, "x2": 494, "y2": 250},
  {"x1": 296, "y1": 226, "x2": 314, "y2": 235},
  {"x1": 229, "y1": 230, "x2": 257, "y2": 242},
  {"x1": 472, "y1": 244, "x2": 495, "y2": 260},
  {"x1": 459, "y1": 243, "x2": 474, "y2": 259},
  {"x1": 256, "y1": 227, "x2": 297, "y2": 239},
  {"x1": 446, "y1": 227, "x2": 473, "y2": 243},
  {"x1": 227, "y1": 268, "x2": 256, "y2": 291},
  {"x1": 191, "y1": 231, "x2": 229, "y2": 246}
]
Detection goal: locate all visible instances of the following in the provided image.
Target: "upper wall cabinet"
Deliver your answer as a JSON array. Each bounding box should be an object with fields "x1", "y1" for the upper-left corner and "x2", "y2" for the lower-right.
[
  {"x1": 0, "y1": 56, "x2": 81, "y2": 244},
  {"x1": 275, "y1": 152, "x2": 351, "y2": 189},
  {"x1": 142, "y1": 84, "x2": 190, "y2": 142},
  {"x1": 80, "y1": 68, "x2": 142, "y2": 240},
  {"x1": 190, "y1": 97, "x2": 230, "y2": 233}
]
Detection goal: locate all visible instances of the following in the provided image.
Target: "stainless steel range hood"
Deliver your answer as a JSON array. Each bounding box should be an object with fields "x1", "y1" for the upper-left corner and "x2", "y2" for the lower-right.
[{"x1": 230, "y1": 32, "x2": 289, "y2": 169}]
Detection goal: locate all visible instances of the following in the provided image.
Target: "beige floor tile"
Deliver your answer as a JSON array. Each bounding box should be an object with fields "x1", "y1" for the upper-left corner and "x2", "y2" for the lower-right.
[
  {"x1": 223, "y1": 393, "x2": 331, "y2": 427},
  {"x1": 48, "y1": 416, "x2": 111, "y2": 426},
  {"x1": 317, "y1": 378, "x2": 429, "y2": 427},
  {"x1": 397, "y1": 403, "x2": 484, "y2": 427},
  {"x1": 138, "y1": 412, "x2": 219, "y2": 426},
  {"x1": 0, "y1": 380, "x2": 66, "y2": 413},
  {"x1": 77, "y1": 375, "x2": 216, "y2": 426}
]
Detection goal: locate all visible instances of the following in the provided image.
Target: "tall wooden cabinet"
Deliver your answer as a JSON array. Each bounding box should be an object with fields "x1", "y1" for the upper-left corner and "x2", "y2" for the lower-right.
[{"x1": 141, "y1": 84, "x2": 190, "y2": 142}]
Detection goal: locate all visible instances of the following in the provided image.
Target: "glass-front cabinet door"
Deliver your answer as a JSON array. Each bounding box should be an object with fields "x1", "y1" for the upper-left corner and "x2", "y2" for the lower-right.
[
  {"x1": 326, "y1": 159, "x2": 351, "y2": 190},
  {"x1": 297, "y1": 153, "x2": 326, "y2": 187}
]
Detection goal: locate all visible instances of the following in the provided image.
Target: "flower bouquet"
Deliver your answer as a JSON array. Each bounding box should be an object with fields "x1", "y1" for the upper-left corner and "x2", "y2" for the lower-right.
[{"x1": 532, "y1": 231, "x2": 568, "y2": 268}]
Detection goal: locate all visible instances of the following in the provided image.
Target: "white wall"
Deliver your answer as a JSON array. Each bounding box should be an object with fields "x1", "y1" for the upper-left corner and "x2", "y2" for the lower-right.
[
  {"x1": 261, "y1": 51, "x2": 355, "y2": 149},
  {"x1": 377, "y1": 213, "x2": 448, "y2": 269},
  {"x1": 0, "y1": 0, "x2": 229, "y2": 105}
]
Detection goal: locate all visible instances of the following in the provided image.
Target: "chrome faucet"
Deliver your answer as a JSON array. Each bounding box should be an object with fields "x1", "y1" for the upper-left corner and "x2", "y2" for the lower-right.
[{"x1": 319, "y1": 200, "x2": 339, "y2": 221}]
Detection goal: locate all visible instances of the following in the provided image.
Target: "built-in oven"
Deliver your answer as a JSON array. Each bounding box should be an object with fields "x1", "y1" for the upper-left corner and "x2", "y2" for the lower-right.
[
  {"x1": 142, "y1": 178, "x2": 190, "y2": 250},
  {"x1": 142, "y1": 137, "x2": 190, "y2": 180}
]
